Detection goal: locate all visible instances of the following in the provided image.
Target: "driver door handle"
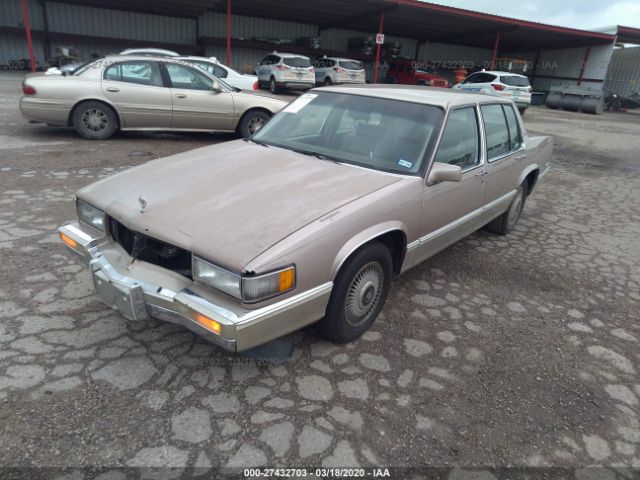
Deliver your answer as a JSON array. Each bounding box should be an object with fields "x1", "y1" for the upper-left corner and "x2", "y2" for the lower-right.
[
  {"x1": 106, "y1": 87, "x2": 119, "y2": 92},
  {"x1": 515, "y1": 154, "x2": 527, "y2": 159},
  {"x1": 474, "y1": 171, "x2": 488, "y2": 177},
  {"x1": 176, "y1": 93, "x2": 187, "y2": 99}
]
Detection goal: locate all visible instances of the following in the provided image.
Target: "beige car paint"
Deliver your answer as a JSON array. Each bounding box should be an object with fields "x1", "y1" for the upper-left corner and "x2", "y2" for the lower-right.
[
  {"x1": 60, "y1": 86, "x2": 552, "y2": 349},
  {"x1": 19, "y1": 55, "x2": 287, "y2": 133}
]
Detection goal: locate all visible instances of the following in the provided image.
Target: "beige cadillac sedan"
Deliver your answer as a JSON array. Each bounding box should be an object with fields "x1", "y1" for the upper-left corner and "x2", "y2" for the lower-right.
[
  {"x1": 58, "y1": 86, "x2": 552, "y2": 352},
  {"x1": 19, "y1": 55, "x2": 287, "y2": 139}
]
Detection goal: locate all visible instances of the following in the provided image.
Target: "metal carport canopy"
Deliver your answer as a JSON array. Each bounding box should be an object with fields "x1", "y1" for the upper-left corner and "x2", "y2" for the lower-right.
[
  {"x1": 57, "y1": 0, "x2": 616, "y2": 51},
  {"x1": 616, "y1": 25, "x2": 640, "y2": 45}
]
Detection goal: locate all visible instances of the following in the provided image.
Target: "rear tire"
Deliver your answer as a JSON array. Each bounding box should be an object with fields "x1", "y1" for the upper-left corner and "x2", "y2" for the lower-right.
[
  {"x1": 72, "y1": 101, "x2": 117, "y2": 140},
  {"x1": 238, "y1": 110, "x2": 270, "y2": 138},
  {"x1": 518, "y1": 107, "x2": 527, "y2": 116},
  {"x1": 269, "y1": 77, "x2": 278, "y2": 94},
  {"x1": 486, "y1": 184, "x2": 526, "y2": 235},
  {"x1": 324, "y1": 77, "x2": 333, "y2": 86},
  {"x1": 318, "y1": 242, "x2": 392, "y2": 343}
]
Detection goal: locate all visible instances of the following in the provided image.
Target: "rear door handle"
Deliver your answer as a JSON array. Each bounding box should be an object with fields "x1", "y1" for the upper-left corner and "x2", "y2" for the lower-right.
[
  {"x1": 106, "y1": 87, "x2": 119, "y2": 92},
  {"x1": 176, "y1": 94, "x2": 187, "y2": 99},
  {"x1": 515, "y1": 154, "x2": 527, "y2": 160},
  {"x1": 474, "y1": 171, "x2": 488, "y2": 177}
]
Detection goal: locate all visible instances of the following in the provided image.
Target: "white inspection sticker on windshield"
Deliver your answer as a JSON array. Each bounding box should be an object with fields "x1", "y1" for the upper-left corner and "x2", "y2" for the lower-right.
[{"x1": 283, "y1": 93, "x2": 318, "y2": 114}]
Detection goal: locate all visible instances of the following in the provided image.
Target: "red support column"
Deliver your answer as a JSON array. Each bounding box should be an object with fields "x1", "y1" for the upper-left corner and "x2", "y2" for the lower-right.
[
  {"x1": 373, "y1": 10, "x2": 384, "y2": 84},
  {"x1": 577, "y1": 46, "x2": 591, "y2": 86},
  {"x1": 491, "y1": 30, "x2": 500, "y2": 70},
  {"x1": 226, "y1": 0, "x2": 231, "y2": 66},
  {"x1": 22, "y1": 0, "x2": 37, "y2": 72}
]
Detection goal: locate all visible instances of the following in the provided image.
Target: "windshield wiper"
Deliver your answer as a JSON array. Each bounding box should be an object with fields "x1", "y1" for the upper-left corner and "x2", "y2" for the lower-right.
[
  {"x1": 244, "y1": 138, "x2": 269, "y2": 147},
  {"x1": 291, "y1": 148, "x2": 342, "y2": 165}
]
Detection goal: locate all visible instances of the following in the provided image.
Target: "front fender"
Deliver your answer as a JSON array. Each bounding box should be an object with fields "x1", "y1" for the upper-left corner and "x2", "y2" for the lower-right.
[{"x1": 331, "y1": 221, "x2": 408, "y2": 279}]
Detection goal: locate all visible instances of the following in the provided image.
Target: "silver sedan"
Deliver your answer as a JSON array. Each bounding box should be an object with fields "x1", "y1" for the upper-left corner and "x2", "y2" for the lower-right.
[{"x1": 19, "y1": 55, "x2": 287, "y2": 140}]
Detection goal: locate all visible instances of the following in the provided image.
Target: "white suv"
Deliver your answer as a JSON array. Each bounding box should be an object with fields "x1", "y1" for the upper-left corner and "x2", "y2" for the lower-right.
[
  {"x1": 314, "y1": 57, "x2": 365, "y2": 86},
  {"x1": 257, "y1": 53, "x2": 315, "y2": 93},
  {"x1": 453, "y1": 71, "x2": 532, "y2": 113}
]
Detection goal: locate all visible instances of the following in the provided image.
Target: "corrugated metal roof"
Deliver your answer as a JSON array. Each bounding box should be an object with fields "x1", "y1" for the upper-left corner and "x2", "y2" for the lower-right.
[{"x1": 51, "y1": 0, "x2": 615, "y2": 50}]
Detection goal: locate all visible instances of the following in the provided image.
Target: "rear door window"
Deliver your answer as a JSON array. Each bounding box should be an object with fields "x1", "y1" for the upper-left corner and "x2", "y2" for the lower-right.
[
  {"x1": 481, "y1": 104, "x2": 510, "y2": 160},
  {"x1": 104, "y1": 61, "x2": 163, "y2": 86}
]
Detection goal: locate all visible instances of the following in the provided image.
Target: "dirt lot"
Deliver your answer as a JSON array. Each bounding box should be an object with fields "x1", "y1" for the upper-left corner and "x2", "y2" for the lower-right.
[{"x1": 0, "y1": 71, "x2": 639, "y2": 478}]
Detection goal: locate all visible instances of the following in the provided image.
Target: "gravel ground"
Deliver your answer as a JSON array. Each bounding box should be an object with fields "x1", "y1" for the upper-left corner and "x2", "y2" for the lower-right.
[{"x1": 0, "y1": 71, "x2": 639, "y2": 479}]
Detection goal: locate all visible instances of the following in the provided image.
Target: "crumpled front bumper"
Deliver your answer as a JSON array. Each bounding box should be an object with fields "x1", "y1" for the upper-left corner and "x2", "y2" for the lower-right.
[{"x1": 58, "y1": 222, "x2": 332, "y2": 352}]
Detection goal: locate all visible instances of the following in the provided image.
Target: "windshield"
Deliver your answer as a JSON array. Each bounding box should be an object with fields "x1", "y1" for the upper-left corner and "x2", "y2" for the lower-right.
[
  {"x1": 252, "y1": 91, "x2": 444, "y2": 175},
  {"x1": 501, "y1": 75, "x2": 530, "y2": 87},
  {"x1": 283, "y1": 57, "x2": 311, "y2": 68}
]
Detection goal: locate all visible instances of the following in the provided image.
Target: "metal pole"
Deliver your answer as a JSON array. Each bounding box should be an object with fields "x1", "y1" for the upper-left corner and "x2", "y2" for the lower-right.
[
  {"x1": 226, "y1": 0, "x2": 231, "y2": 66},
  {"x1": 21, "y1": 0, "x2": 37, "y2": 72},
  {"x1": 373, "y1": 10, "x2": 384, "y2": 84},
  {"x1": 577, "y1": 46, "x2": 591, "y2": 86},
  {"x1": 491, "y1": 30, "x2": 500, "y2": 70}
]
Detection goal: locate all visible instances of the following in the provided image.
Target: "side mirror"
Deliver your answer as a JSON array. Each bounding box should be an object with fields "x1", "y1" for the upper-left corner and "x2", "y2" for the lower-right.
[
  {"x1": 212, "y1": 82, "x2": 223, "y2": 93},
  {"x1": 427, "y1": 162, "x2": 462, "y2": 184}
]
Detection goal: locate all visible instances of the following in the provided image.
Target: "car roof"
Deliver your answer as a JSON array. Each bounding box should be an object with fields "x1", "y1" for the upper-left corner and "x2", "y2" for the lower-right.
[
  {"x1": 176, "y1": 56, "x2": 224, "y2": 65},
  {"x1": 480, "y1": 71, "x2": 527, "y2": 77},
  {"x1": 323, "y1": 57, "x2": 361, "y2": 62},
  {"x1": 119, "y1": 48, "x2": 179, "y2": 56},
  {"x1": 314, "y1": 84, "x2": 514, "y2": 108},
  {"x1": 269, "y1": 52, "x2": 310, "y2": 59},
  {"x1": 103, "y1": 55, "x2": 196, "y2": 63}
]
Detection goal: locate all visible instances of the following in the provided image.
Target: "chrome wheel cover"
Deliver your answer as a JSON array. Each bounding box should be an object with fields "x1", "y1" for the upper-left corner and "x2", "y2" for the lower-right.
[
  {"x1": 82, "y1": 108, "x2": 108, "y2": 132},
  {"x1": 247, "y1": 116, "x2": 265, "y2": 135},
  {"x1": 344, "y1": 262, "x2": 384, "y2": 327},
  {"x1": 508, "y1": 189, "x2": 524, "y2": 227}
]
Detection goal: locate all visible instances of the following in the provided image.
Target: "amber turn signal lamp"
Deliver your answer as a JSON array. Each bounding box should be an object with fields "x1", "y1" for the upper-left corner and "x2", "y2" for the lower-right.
[
  {"x1": 278, "y1": 268, "x2": 295, "y2": 292},
  {"x1": 195, "y1": 313, "x2": 222, "y2": 334},
  {"x1": 59, "y1": 232, "x2": 78, "y2": 248}
]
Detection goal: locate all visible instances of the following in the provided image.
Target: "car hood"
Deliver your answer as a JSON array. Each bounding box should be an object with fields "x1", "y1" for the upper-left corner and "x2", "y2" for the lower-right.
[
  {"x1": 78, "y1": 140, "x2": 401, "y2": 271},
  {"x1": 234, "y1": 89, "x2": 285, "y2": 102}
]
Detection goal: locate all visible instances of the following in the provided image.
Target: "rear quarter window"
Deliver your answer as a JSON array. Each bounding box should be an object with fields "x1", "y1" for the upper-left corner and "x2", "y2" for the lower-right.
[{"x1": 501, "y1": 76, "x2": 530, "y2": 87}]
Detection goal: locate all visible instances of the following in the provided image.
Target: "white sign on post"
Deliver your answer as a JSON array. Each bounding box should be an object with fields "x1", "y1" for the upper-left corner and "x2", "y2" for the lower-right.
[{"x1": 376, "y1": 33, "x2": 385, "y2": 45}]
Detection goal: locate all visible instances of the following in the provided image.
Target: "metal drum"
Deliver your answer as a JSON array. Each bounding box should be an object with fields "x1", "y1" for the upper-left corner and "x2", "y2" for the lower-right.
[
  {"x1": 561, "y1": 94, "x2": 581, "y2": 111},
  {"x1": 545, "y1": 92, "x2": 562, "y2": 109},
  {"x1": 580, "y1": 96, "x2": 603, "y2": 115}
]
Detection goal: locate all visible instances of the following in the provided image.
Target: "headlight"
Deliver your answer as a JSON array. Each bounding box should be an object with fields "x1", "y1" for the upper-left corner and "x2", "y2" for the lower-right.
[
  {"x1": 242, "y1": 266, "x2": 295, "y2": 303},
  {"x1": 193, "y1": 257, "x2": 295, "y2": 303},
  {"x1": 192, "y1": 257, "x2": 242, "y2": 300},
  {"x1": 76, "y1": 199, "x2": 105, "y2": 233}
]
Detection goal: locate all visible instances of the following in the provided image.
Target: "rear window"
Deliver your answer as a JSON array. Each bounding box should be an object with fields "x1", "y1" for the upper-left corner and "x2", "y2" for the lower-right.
[
  {"x1": 339, "y1": 60, "x2": 363, "y2": 70},
  {"x1": 501, "y1": 75, "x2": 530, "y2": 87},
  {"x1": 283, "y1": 57, "x2": 311, "y2": 68}
]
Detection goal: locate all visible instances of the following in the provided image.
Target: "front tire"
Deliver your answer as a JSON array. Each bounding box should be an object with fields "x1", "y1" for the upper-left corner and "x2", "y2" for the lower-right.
[
  {"x1": 72, "y1": 101, "x2": 117, "y2": 140},
  {"x1": 486, "y1": 184, "x2": 526, "y2": 235},
  {"x1": 318, "y1": 242, "x2": 392, "y2": 343},
  {"x1": 238, "y1": 110, "x2": 270, "y2": 138}
]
